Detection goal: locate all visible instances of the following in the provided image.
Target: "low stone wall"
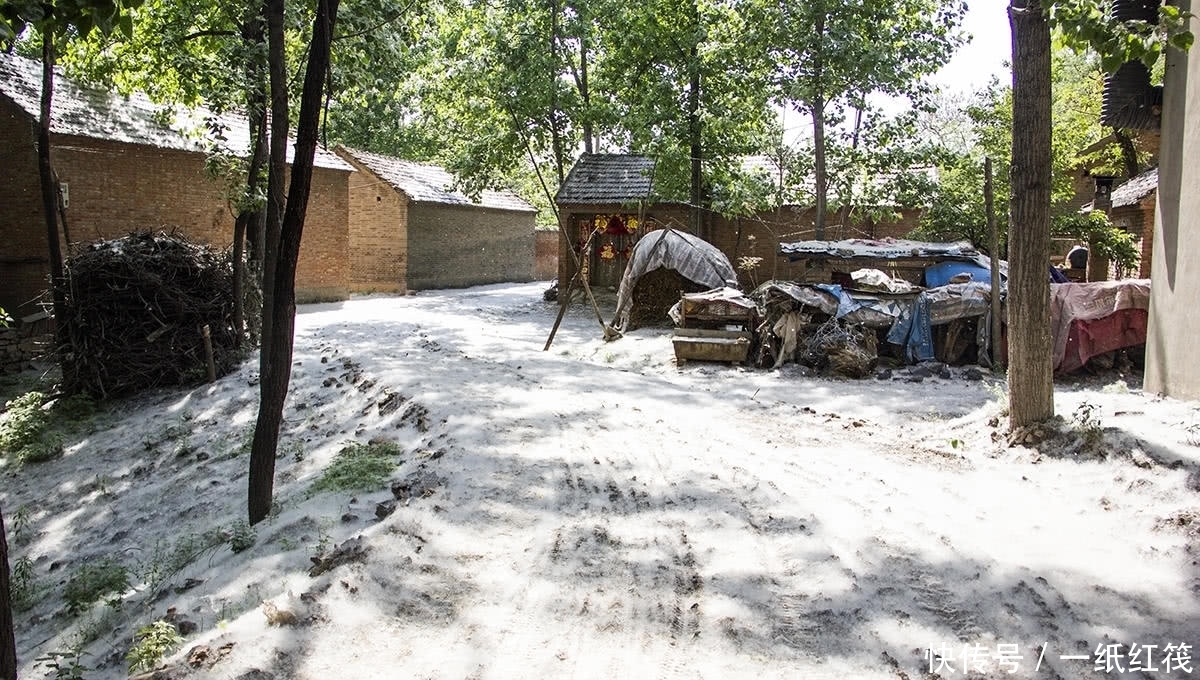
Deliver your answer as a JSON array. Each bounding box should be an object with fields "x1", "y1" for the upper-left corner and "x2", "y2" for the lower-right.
[{"x1": 0, "y1": 321, "x2": 51, "y2": 373}]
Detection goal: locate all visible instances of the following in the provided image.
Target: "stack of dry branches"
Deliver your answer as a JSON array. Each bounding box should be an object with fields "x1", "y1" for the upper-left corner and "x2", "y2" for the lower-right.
[{"x1": 57, "y1": 231, "x2": 246, "y2": 398}]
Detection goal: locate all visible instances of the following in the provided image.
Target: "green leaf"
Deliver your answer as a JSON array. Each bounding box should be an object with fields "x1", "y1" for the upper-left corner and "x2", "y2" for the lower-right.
[{"x1": 1170, "y1": 31, "x2": 1195, "y2": 52}]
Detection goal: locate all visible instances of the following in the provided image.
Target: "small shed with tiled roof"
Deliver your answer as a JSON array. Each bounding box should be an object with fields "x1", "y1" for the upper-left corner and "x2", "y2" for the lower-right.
[
  {"x1": 336, "y1": 147, "x2": 537, "y2": 293},
  {"x1": 1089, "y1": 166, "x2": 1158, "y2": 280},
  {"x1": 0, "y1": 52, "x2": 354, "y2": 317},
  {"x1": 555, "y1": 153, "x2": 691, "y2": 289}
]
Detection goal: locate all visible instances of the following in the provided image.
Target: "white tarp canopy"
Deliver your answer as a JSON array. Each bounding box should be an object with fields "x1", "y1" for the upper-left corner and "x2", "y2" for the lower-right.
[{"x1": 611, "y1": 228, "x2": 739, "y2": 331}]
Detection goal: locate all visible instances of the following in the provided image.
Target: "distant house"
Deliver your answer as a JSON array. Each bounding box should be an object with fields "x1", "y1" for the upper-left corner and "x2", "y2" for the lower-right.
[
  {"x1": 0, "y1": 52, "x2": 354, "y2": 319},
  {"x1": 335, "y1": 147, "x2": 537, "y2": 293},
  {"x1": 554, "y1": 153, "x2": 689, "y2": 290},
  {"x1": 555, "y1": 152, "x2": 930, "y2": 290},
  {"x1": 1100, "y1": 167, "x2": 1158, "y2": 279}
]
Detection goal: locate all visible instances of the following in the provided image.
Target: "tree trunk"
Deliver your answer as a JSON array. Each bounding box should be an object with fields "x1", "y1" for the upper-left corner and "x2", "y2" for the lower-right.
[
  {"x1": 1112, "y1": 128, "x2": 1139, "y2": 178},
  {"x1": 260, "y1": 0, "x2": 288, "y2": 376},
  {"x1": 579, "y1": 36, "x2": 593, "y2": 154},
  {"x1": 0, "y1": 507, "x2": 15, "y2": 680},
  {"x1": 985, "y1": 156, "x2": 1004, "y2": 373},
  {"x1": 813, "y1": 96, "x2": 827, "y2": 240},
  {"x1": 835, "y1": 105, "x2": 863, "y2": 240},
  {"x1": 687, "y1": 40, "x2": 704, "y2": 239},
  {"x1": 248, "y1": 0, "x2": 340, "y2": 524},
  {"x1": 39, "y1": 37, "x2": 68, "y2": 349},
  {"x1": 549, "y1": 0, "x2": 566, "y2": 185},
  {"x1": 232, "y1": 9, "x2": 269, "y2": 344},
  {"x1": 811, "y1": 7, "x2": 827, "y2": 241},
  {"x1": 1007, "y1": 0, "x2": 1054, "y2": 429}
]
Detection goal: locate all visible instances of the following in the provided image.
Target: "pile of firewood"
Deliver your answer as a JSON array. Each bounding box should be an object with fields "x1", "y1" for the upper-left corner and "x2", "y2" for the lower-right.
[
  {"x1": 628, "y1": 268, "x2": 708, "y2": 329},
  {"x1": 56, "y1": 231, "x2": 248, "y2": 398}
]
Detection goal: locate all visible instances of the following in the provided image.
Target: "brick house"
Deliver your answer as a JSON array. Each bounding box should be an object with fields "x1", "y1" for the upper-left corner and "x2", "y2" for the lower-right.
[
  {"x1": 1096, "y1": 167, "x2": 1157, "y2": 280},
  {"x1": 555, "y1": 153, "x2": 923, "y2": 290},
  {"x1": 335, "y1": 147, "x2": 537, "y2": 293},
  {"x1": 0, "y1": 53, "x2": 353, "y2": 319}
]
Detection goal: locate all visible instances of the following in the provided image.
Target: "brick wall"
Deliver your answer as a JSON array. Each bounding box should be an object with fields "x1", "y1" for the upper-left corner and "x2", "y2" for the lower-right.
[
  {"x1": 534, "y1": 229, "x2": 558, "y2": 280},
  {"x1": 556, "y1": 201, "x2": 924, "y2": 290},
  {"x1": 0, "y1": 100, "x2": 351, "y2": 315},
  {"x1": 343, "y1": 155, "x2": 408, "y2": 294},
  {"x1": 406, "y1": 202, "x2": 535, "y2": 291},
  {"x1": 0, "y1": 98, "x2": 53, "y2": 317},
  {"x1": 296, "y1": 164, "x2": 352, "y2": 302},
  {"x1": 1110, "y1": 197, "x2": 1156, "y2": 279},
  {"x1": 710, "y1": 207, "x2": 923, "y2": 287}
]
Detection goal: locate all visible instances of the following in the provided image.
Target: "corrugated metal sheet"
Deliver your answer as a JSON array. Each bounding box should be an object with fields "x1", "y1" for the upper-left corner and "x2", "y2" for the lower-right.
[
  {"x1": 555, "y1": 153, "x2": 655, "y2": 204},
  {"x1": 0, "y1": 52, "x2": 351, "y2": 171},
  {"x1": 338, "y1": 147, "x2": 535, "y2": 213},
  {"x1": 779, "y1": 238, "x2": 979, "y2": 260}
]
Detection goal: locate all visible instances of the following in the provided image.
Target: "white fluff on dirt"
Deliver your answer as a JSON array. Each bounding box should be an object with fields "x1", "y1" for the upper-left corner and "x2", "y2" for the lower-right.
[{"x1": 5, "y1": 282, "x2": 1200, "y2": 680}]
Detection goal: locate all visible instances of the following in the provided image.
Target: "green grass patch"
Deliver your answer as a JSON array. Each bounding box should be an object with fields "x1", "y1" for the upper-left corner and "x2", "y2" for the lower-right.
[
  {"x1": 311, "y1": 441, "x2": 404, "y2": 494},
  {"x1": 1, "y1": 391, "x2": 49, "y2": 460}
]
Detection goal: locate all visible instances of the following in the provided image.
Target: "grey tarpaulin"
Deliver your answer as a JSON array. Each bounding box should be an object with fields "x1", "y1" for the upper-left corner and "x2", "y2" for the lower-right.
[{"x1": 612, "y1": 228, "x2": 739, "y2": 331}]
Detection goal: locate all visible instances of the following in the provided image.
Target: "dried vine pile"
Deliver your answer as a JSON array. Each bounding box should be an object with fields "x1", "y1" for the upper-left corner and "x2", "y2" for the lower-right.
[{"x1": 57, "y1": 231, "x2": 247, "y2": 398}]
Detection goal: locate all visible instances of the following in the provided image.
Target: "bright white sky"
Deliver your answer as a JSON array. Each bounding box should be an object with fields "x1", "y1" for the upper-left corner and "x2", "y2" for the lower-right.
[
  {"x1": 932, "y1": 0, "x2": 1014, "y2": 95},
  {"x1": 781, "y1": 0, "x2": 1014, "y2": 145}
]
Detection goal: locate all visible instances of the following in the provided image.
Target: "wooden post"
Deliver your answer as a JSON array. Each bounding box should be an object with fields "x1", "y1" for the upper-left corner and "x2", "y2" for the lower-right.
[
  {"x1": 202, "y1": 324, "x2": 217, "y2": 382},
  {"x1": 985, "y1": 157, "x2": 1003, "y2": 372},
  {"x1": 544, "y1": 226, "x2": 618, "y2": 350}
]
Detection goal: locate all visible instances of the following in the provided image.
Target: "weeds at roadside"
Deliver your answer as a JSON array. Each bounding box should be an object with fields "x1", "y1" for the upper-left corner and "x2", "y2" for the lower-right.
[
  {"x1": 10, "y1": 503, "x2": 32, "y2": 544},
  {"x1": 126, "y1": 620, "x2": 183, "y2": 673},
  {"x1": 1186, "y1": 422, "x2": 1200, "y2": 447},
  {"x1": 310, "y1": 517, "x2": 335, "y2": 558},
  {"x1": 136, "y1": 528, "x2": 227, "y2": 597},
  {"x1": 11, "y1": 554, "x2": 39, "y2": 612},
  {"x1": 35, "y1": 648, "x2": 89, "y2": 680},
  {"x1": 70, "y1": 601, "x2": 124, "y2": 647},
  {"x1": 985, "y1": 381, "x2": 1010, "y2": 417},
  {"x1": 0, "y1": 390, "x2": 50, "y2": 462},
  {"x1": 228, "y1": 519, "x2": 256, "y2": 553},
  {"x1": 1072, "y1": 401, "x2": 1104, "y2": 450},
  {"x1": 64, "y1": 558, "x2": 130, "y2": 615},
  {"x1": 2, "y1": 389, "x2": 109, "y2": 464}
]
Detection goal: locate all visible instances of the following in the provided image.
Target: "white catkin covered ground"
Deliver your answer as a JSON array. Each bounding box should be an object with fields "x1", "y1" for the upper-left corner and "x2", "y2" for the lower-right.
[{"x1": 6, "y1": 282, "x2": 1200, "y2": 680}]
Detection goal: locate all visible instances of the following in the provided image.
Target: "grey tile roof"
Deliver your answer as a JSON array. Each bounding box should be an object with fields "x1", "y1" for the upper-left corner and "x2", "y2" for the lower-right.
[
  {"x1": 0, "y1": 52, "x2": 351, "y2": 171},
  {"x1": 338, "y1": 147, "x2": 536, "y2": 213},
  {"x1": 1110, "y1": 166, "x2": 1158, "y2": 208},
  {"x1": 555, "y1": 153, "x2": 656, "y2": 204}
]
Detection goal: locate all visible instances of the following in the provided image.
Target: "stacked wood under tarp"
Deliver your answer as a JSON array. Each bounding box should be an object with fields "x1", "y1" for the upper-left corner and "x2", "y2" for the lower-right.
[
  {"x1": 56, "y1": 231, "x2": 250, "y2": 398},
  {"x1": 611, "y1": 228, "x2": 739, "y2": 331}
]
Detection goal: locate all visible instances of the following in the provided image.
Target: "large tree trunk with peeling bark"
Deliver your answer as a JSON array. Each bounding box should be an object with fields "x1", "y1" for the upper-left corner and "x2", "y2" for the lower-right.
[
  {"x1": 248, "y1": 0, "x2": 340, "y2": 524},
  {"x1": 1007, "y1": 0, "x2": 1054, "y2": 429}
]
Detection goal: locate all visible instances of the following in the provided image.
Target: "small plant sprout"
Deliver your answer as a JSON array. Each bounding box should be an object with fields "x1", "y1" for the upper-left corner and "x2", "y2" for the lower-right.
[
  {"x1": 1072, "y1": 401, "x2": 1104, "y2": 449},
  {"x1": 126, "y1": 620, "x2": 183, "y2": 673},
  {"x1": 35, "y1": 649, "x2": 89, "y2": 680},
  {"x1": 227, "y1": 520, "x2": 256, "y2": 553},
  {"x1": 1185, "y1": 421, "x2": 1200, "y2": 447}
]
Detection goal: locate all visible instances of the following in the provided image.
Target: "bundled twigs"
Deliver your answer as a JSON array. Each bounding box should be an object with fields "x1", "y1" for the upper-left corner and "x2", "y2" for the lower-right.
[{"x1": 56, "y1": 231, "x2": 253, "y2": 398}]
